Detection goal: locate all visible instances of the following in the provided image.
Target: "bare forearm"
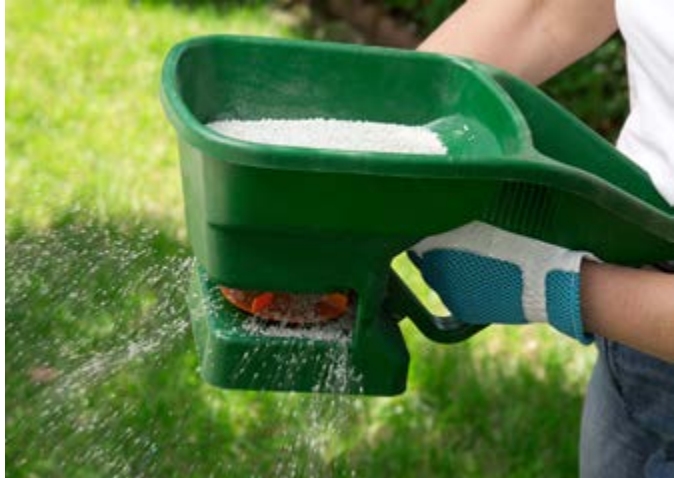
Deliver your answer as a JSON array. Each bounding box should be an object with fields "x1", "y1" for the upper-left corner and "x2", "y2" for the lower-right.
[
  {"x1": 418, "y1": 0, "x2": 617, "y2": 85},
  {"x1": 581, "y1": 262, "x2": 674, "y2": 362}
]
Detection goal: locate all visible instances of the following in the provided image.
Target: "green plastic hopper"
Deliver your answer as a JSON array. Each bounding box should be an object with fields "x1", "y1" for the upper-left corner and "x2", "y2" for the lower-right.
[{"x1": 161, "y1": 35, "x2": 674, "y2": 396}]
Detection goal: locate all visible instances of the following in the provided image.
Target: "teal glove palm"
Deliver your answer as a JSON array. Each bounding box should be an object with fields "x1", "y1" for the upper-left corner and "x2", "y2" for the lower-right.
[{"x1": 409, "y1": 222, "x2": 595, "y2": 344}]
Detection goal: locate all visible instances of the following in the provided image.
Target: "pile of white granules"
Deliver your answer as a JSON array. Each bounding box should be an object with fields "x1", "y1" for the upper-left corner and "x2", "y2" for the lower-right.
[{"x1": 208, "y1": 118, "x2": 447, "y2": 155}]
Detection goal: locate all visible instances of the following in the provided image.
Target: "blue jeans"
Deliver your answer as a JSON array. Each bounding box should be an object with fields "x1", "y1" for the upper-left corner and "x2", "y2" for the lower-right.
[{"x1": 580, "y1": 338, "x2": 674, "y2": 477}]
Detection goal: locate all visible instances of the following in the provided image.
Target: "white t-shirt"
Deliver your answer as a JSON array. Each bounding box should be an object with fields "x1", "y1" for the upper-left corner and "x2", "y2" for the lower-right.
[{"x1": 616, "y1": 0, "x2": 674, "y2": 207}]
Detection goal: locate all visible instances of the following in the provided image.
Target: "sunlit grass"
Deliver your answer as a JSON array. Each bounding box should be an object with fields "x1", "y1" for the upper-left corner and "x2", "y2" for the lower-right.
[{"x1": 6, "y1": 0, "x2": 298, "y2": 232}]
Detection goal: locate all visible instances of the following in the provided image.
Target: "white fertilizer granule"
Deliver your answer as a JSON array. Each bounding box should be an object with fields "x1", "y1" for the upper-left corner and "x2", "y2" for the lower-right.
[
  {"x1": 240, "y1": 315, "x2": 353, "y2": 343},
  {"x1": 208, "y1": 118, "x2": 447, "y2": 155}
]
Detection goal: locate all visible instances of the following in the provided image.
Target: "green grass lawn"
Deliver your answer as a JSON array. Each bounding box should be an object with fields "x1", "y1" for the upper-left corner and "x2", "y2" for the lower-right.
[{"x1": 6, "y1": 1, "x2": 596, "y2": 476}]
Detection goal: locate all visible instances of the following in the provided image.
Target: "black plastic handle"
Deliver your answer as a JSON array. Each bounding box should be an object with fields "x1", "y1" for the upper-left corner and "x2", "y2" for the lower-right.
[{"x1": 384, "y1": 268, "x2": 486, "y2": 344}]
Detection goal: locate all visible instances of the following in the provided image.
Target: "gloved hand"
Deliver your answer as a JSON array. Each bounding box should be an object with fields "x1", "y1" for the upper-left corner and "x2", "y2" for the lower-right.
[{"x1": 409, "y1": 221, "x2": 597, "y2": 344}]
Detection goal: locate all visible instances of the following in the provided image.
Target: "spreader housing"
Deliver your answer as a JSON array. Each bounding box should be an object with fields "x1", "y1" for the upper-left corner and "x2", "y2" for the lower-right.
[{"x1": 162, "y1": 35, "x2": 674, "y2": 395}]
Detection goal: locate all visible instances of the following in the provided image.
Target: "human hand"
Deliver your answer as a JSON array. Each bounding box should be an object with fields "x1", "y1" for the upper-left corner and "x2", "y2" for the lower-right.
[{"x1": 409, "y1": 222, "x2": 595, "y2": 343}]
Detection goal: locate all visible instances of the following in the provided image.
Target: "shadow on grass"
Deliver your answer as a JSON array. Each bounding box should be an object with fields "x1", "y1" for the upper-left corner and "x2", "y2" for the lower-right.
[
  {"x1": 5, "y1": 211, "x2": 201, "y2": 477},
  {"x1": 5, "y1": 212, "x2": 589, "y2": 478},
  {"x1": 351, "y1": 327, "x2": 590, "y2": 477}
]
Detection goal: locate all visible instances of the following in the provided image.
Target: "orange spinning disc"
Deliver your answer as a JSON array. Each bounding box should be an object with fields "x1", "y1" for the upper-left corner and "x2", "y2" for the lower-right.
[{"x1": 219, "y1": 287, "x2": 350, "y2": 324}]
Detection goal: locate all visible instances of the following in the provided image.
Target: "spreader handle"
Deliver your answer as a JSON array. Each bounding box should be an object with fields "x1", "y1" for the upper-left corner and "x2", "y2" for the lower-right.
[{"x1": 385, "y1": 269, "x2": 486, "y2": 344}]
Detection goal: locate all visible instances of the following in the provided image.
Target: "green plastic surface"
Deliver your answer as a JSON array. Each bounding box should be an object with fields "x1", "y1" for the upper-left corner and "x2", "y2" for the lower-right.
[{"x1": 163, "y1": 35, "x2": 674, "y2": 396}]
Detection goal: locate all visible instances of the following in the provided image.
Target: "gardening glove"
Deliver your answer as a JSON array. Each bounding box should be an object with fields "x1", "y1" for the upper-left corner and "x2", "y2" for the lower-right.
[{"x1": 409, "y1": 221, "x2": 597, "y2": 344}]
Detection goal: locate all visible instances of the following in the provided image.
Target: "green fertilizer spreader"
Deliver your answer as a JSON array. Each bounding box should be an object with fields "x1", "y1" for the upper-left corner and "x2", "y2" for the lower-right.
[{"x1": 161, "y1": 35, "x2": 674, "y2": 396}]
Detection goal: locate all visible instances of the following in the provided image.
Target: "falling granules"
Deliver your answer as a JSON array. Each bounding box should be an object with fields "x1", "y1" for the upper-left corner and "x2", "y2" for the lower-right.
[
  {"x1": 208, "y1": 118, "x2": 447, "y2": 155},
  {"x1": 240, "y1": 314, "x2": 354, "y2": 344}
]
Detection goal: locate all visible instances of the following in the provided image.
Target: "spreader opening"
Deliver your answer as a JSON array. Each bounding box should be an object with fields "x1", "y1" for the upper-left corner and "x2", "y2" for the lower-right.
[{"x1": 218, "y1": 286, "x2": 354, "y2": 325}]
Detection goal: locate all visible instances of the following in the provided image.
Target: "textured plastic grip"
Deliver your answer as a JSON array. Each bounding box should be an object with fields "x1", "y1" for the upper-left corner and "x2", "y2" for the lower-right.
[{"x1": 385, "y1": 269, "x2": 487, "y2": 344}]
